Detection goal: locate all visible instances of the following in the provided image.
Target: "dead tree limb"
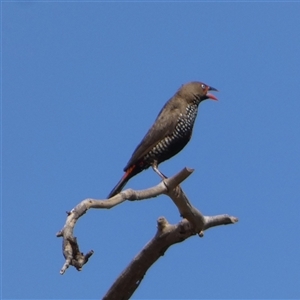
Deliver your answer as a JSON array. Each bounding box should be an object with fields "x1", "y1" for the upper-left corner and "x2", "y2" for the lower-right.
[
  {"x1": 103, "y1": 215, "x2": 237, "y2": 300},
  {"x1": 56, "y1": 167, "x2": 238, "y2": 298}
]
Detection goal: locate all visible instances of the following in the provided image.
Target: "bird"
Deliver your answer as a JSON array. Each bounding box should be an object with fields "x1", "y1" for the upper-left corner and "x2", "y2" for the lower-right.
[{"x1": 108, "y1": 81, "x2": 218, "y2": 198}]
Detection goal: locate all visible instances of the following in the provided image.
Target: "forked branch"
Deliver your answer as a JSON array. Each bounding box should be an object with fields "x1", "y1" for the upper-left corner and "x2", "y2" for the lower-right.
[{"x1": 56, "y1": 167, "x2": 238, "y2": 299}]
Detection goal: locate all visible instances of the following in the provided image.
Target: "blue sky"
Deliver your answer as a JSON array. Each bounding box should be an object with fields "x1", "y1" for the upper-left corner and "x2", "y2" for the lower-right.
[{"x1": 2, "y1": 1, "x2": 300, "y2": 299}]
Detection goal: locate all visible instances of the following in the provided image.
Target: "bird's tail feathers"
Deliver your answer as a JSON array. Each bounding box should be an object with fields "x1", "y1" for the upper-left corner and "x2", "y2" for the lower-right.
[{"x1": 107, "y1": 165, "x2": 136, "y2": 198}]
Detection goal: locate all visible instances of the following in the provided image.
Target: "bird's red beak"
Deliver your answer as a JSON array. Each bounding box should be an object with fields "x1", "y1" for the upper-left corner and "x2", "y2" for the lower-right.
[{"x1": 206, "y1": 86, "x2": 218, "y2": 101}]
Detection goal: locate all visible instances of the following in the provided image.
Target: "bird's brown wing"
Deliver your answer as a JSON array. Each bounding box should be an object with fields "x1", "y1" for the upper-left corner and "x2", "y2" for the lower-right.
[{"x1": 124, "y1": 99, "x2": 180, "y2": 171}]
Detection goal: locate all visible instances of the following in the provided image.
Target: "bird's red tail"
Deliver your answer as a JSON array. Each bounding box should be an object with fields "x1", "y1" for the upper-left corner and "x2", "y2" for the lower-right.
[{"x1": 107, "y1": 165, "x2": 137, "y2": 198}]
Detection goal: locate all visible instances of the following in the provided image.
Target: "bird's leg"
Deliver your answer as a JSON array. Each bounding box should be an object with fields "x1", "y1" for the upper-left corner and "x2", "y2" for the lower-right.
[{"x1": 152, "y1": 161, "x2": 168, "y2": 180}]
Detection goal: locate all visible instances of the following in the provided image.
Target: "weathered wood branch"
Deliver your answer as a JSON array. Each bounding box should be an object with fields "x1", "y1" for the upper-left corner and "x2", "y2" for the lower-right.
[
  {"x1": 103, "y1": 215, "x2": 237, "y2": 300},
  {"x1": 56, "y1": 167, "x2": 238, "y2": 298}
]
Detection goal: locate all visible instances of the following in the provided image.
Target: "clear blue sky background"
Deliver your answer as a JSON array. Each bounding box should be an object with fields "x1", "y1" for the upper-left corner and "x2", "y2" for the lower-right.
[{"x1": 2, "y1": 1, "x2": 300, "y2": 299}]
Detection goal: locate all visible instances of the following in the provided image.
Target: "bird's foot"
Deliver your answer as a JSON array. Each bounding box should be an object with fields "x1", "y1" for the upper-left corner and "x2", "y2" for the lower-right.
[{"x1": 152, "y1": 163, "x2": 168, "y2": 180}]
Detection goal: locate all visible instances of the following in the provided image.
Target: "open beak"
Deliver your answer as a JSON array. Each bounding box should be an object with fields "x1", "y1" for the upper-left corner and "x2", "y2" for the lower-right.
[{"x1": 206, "y1": 86, "x2": 218, "y2": 101}]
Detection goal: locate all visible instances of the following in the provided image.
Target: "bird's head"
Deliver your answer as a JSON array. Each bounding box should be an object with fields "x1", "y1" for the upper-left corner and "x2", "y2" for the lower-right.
[{"x1": 178, "y1": 81, "x2": 218, "y2": 103}]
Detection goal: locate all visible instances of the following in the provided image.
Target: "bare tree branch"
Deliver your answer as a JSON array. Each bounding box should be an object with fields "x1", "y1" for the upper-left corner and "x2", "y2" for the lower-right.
[
  {"x1": 103, "y1": 215, "x2": 237, "y2": 300},
  {"x1": 56, "y1": 167, "x2": 238, "y2": 299},
  {"x1": 56, "y1": 168, "x2": 193, "y2": 274}
]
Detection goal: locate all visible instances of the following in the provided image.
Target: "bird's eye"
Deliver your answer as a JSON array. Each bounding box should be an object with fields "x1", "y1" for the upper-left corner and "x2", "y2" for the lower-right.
[{"x1": 201, "y1": 84, "x2": 206, "y2": 89}]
